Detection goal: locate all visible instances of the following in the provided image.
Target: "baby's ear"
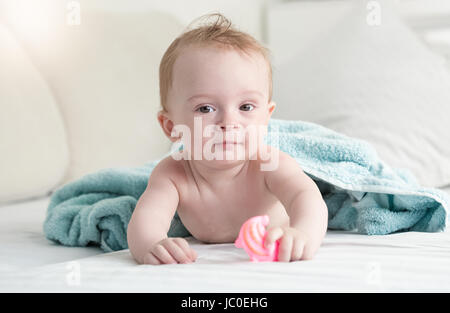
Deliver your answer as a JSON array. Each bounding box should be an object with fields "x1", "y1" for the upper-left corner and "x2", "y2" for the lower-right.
[
  {"x1": 157, "y1": 110, "x2": 177, "y2": 142},
  {"x1": 268, "y1": 101, "x2": 276, "y2": 115}
]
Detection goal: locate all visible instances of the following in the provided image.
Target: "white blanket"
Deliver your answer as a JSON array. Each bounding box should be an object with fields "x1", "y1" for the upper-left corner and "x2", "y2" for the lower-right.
[{"x1": 1, "y1": 194, "x2": 450, "y2": 292}]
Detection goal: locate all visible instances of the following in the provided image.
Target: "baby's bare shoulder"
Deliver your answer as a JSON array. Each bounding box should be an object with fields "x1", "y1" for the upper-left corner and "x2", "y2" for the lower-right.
[
  {"x1": 276, "y1": 148, "x2": 300, "y2": 167},
  {"x1": 150, "y1": 155, "x2": 186, "y2": 182},
  {"x1": 262, "y1": 145, "x2": 319, "y2": 194},
  {"x1": 258, "y1": 146, "x2": 309, "y2": 188},
  {"x1": 255, "y1": 145, "x2": 300, "y2": 171}
]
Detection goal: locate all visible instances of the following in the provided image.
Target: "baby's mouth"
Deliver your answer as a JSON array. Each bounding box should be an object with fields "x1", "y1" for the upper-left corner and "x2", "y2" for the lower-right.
[
  {"x1": 212, "y1": 141, "x2": 244, "y2": 153},
  {"x1": 212, "y1": 134, "x2": 244, "y2": 145},
  {"x1": 215, "y1": 141, "x2": 243, "y2": 145}
]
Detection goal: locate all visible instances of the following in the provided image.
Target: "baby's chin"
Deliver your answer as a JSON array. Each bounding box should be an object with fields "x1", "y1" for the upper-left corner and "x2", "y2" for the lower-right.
[{"x1": 199, "y1": 157, "x2": 248, "y2": 169}]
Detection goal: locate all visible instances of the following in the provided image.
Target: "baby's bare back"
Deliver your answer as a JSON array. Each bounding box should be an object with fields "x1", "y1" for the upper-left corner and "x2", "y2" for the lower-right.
[{"x1": 170, "y1": 157, "x2": 290, "y2": 243}]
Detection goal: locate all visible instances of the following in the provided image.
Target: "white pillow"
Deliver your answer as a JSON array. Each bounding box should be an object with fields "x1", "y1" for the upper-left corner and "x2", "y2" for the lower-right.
[
  {"x1": 2, "y1": 3, "x2": 184, "y2": 183},
  {"x1": 271, "y1": 0, "x2": 450, "y2": 187},
  {"x1": 0, "y1": 23, "x2": 69, "y2": 203}
]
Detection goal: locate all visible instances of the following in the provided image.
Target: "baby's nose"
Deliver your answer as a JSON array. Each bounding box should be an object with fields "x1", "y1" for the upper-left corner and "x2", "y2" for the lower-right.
[
  {"x1": 217, "y1": 110, "x2": 243, "y2": 132},
  {"x1": 220, "y1": 124, "x2": 240, "y2": 130},
  {"x1": 218, "y1": 124, "x2": 246, "y2": 142}
]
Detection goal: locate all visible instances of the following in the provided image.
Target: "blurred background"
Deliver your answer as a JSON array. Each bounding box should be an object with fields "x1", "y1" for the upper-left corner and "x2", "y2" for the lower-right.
[{"x1": 1, "y1": 0, "x2": 449, "y2": 204}]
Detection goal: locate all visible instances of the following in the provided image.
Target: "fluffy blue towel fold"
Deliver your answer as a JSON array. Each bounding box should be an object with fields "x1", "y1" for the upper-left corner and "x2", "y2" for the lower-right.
[{"x1": 43, "y1": 118, "x2": 450, "y2": 251}]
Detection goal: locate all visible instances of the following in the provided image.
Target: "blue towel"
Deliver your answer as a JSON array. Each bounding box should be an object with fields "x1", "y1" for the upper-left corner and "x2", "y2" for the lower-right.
[{"x1": 43, "y1": 118, "x2": 450, "y2": 252}]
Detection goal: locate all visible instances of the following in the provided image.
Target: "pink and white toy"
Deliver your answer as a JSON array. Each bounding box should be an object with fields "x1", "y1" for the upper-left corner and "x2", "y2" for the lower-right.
[{"x1": 234, "y1": 215, "x2": 279, "y2": 262}]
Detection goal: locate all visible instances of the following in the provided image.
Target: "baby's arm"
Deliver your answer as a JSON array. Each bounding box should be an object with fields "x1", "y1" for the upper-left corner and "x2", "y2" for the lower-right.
[
  {"x1": 263, "y1": 151, "x2": 328, "y2": 261},
  {"x1": 127, "y1": 160, "x2": 196, "y2": 265}
]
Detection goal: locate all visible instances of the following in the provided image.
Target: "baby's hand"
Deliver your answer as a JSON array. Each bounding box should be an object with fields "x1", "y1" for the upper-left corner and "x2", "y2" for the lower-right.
[
  {"x1": 264, "y1": 226, "x2": 313, "y2": 262},
  {"x1": 143, "y1": 238, "x2": 197, "y2": 265}
]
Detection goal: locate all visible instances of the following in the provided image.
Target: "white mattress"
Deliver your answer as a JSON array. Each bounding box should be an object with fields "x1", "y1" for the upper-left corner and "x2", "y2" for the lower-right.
[{"x1": 1, "y1": 188, "x2": 450, "y2": 292}]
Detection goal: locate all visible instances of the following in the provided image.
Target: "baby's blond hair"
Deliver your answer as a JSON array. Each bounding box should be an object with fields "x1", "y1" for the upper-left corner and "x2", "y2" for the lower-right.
[{"x1": 159, "y1": 13, "x2": 273, "y2": 111}]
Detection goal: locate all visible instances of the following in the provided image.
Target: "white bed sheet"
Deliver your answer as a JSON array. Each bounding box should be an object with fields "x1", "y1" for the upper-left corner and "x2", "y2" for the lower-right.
[
  {"x1": 0, "y1": 196, "x2": 103, "y2": 268},
  {"x1": 1, "y1": 188, "x2": 449, "y2": 292}
]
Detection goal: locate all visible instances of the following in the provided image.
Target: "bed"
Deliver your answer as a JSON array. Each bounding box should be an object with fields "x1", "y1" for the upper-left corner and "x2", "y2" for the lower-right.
[
  {"x1": 1, "y1": 0, "x2": 450, "y2": 293},
  {"x1": 1, "y1": 186, "x2": 449, "y2": 292}
]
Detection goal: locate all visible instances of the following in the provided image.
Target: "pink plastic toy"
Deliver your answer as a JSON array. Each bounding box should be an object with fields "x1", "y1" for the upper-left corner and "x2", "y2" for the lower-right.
[{"x1": 234, "y1": 215, "x2": 279, "y2": 262}]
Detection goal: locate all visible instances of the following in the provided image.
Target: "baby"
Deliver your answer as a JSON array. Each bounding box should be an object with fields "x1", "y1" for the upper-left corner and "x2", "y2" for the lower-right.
[{"x1": 127, "y1": 14, "x2": 328, "y2": 265}]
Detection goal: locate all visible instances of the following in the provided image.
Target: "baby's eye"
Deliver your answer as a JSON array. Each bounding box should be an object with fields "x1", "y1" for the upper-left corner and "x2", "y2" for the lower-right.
[
  {"x1": 240, "y1": 104, "x2": 255, "y2": 111},
  {"x1": 196, "y1": 105, "x2": 215, "y2": 113}
]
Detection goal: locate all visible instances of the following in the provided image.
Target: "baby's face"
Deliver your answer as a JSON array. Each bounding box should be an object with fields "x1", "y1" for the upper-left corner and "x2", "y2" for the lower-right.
[{"x1": 165, "y1": 44, "x2": 275, "y2": 164}]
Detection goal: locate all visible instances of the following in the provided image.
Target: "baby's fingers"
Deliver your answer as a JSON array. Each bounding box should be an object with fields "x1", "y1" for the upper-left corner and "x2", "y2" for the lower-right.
[
  {"x1": 152, "y1": 244, "x2": 177, "y2": 264},
  {"x1": 291, "y1": 239, "x2": 306, "y2": 261},
  {"x1": 265, "y1": 226, "x2": 284, "y2": 249},
  {"x1": 278, "y1": 233, "x2": 294, "y2": 262},
  {"x1": 173, "y1": 238, "x2": 197, "y2": 262},
  {"x1": 162, "y1": 239, "x2": 192, "y2": 264},
  {"x1": 142, "y1": 252, "x2": 161, "y2": 265}
]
